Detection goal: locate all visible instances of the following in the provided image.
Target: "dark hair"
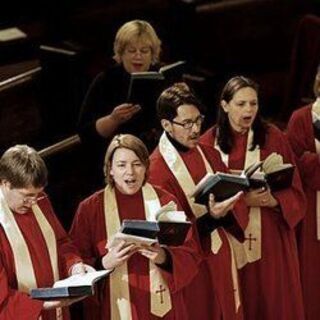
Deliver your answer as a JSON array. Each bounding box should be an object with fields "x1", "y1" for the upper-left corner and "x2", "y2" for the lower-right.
[
  {"x1": 216, "y1": 76, "x2": 267, "y2": 154},
  {"x1": 157, "y1": 82, "x2": 204, "y2": 120},
  {"x1": 0, "y1": 145, "x2": 48, "y2": 188},
  {"x1": 104, "y1": 134, "x2": 149, "y2": 186}
]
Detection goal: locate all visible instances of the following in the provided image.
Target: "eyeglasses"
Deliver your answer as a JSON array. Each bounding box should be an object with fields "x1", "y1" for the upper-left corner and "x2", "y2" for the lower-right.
[
  {"x1": 171, "y1": 115, "x2": 205, "y2": 130},
  {"x1": 15, "y1": 190, "x2": 44, "y2": 205}
]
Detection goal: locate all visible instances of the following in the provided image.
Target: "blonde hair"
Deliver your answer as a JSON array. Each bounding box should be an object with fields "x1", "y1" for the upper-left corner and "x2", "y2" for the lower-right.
[
  {"x1": 0, "y1": 145, "x2": 47, "y2": 188},
  {"x1": 113, "y1": 20, "x2": 161, "y2": 65},
  {"x1": 103, "y1": 134, "x2": 150, "y2": 186}
]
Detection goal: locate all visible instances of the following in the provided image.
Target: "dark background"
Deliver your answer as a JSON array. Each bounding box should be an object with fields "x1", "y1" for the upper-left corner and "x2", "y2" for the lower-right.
[{"x1": 0, "y1": 0, "x2": 320, "y2": 229}]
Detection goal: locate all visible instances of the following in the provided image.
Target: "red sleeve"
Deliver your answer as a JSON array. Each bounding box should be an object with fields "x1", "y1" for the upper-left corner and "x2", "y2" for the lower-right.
[
  {"x1": 39, "y1": 197, "x2": 82, "y2": 277},
  {"x1": 155, "y1": 188, "x2": 201, "y2": 293},
  {"x1": 69, "y1": 197, "x2": 101, "y2": 268},
  {"x1": 0, "y1": 254, "x2": 43, "y2": 320},
  {"x1": 269, "y1": 128, "x2": 306, "y2": 229},
  {"x1": 287, "y1": 108, "x2": 320, "y2": 190},
  {"x1": 69, "y1": 192, "x2": 109, "y2": 270}
]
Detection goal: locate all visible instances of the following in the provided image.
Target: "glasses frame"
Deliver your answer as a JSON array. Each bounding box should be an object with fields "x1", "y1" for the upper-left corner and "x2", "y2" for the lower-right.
[{"x1": 171, "y1": 114, "x2": 205, "y2": 130}]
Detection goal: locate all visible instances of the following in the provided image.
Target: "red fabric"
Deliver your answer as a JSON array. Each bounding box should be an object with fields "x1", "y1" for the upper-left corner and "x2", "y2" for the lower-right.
[
  {"x1": 282, "y1": 15, "x2": 320, "y2": 121},
  {"x1": 287, "y1": 105, "x2": 320, "y2": 320},
  {"x1": 149, "y1": 144, "x2": 248, "y2": 320},
  {"x1": 0, "y1": 194, "x2": 81, "y2": 320},
  {"x1": 70, "y1": 186, "x2": 200, "y2": 320},
  {"x1": 201, "y1": 125, "x2": 306, "y2": 320}
]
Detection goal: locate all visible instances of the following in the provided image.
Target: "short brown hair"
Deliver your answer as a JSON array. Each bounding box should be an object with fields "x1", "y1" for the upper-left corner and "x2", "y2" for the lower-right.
[
  {"x1": 0, "y1": 145, "x2": 48, "y2": 189},
  {"x1": 103, "y1": 134, "x2": 150, "y2": 186},
  {"x1": 157, "y1": 82, "x2": 203, "y2": 121},
  {"x1": 113, "y1": 20, "x2": 161, "y2": 65}
]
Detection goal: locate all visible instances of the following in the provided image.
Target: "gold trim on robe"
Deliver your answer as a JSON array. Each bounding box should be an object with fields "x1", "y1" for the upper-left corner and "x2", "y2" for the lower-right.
[
  {"x1": 159, "y1": 132, "x2": 241, "y2": 311},
  {"x1": 214, "y1": 129, "x2": 262, "y2": 269},
  {"x1": 104, "y1": 184, "x2": 172, "y2": 319},
  {"x1": 0, "y1": 189, "x2": 62, "y2": 320}
]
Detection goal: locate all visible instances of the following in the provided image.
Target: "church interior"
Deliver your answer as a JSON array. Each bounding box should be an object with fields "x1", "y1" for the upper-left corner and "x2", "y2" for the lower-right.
[{"x1": 0, "y1": 0, "x2": 320, "y2": 229}]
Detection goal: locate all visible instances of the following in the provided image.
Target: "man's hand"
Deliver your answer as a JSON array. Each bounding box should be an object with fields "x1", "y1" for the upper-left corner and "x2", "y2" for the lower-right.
[
  {"x1": 208, "y1": 191, "x2": 243, "y2": 219},
  {"x1": 70, "y1": 262, "x2": 95, "y2": 276}
]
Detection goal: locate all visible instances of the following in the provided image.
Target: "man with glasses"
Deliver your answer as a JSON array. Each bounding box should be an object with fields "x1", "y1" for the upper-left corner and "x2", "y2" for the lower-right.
[
  {"x1": 149, "y1": 83, "x2": 248, "y2": 320},
  {"x1": 0, "y1": 145, "x2": 88, "y2": 319}
]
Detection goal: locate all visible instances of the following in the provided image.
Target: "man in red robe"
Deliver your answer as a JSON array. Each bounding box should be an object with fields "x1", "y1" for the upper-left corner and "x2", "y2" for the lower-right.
[
  {"x1": 201, "y1": 76, "x2": 305, "y2": 319},
  {"x1": 70, "y1": 134, "x2": 201, "y2": 320},
  {"x1": 149, "y1": 83, "x2": 248, "y2": 320},
  {"x1": 0, "y1": 145, "x2": 85, "y2": 320},
  {"x1": 287, "y1": 69, "x2": 320, "y2": 320}
]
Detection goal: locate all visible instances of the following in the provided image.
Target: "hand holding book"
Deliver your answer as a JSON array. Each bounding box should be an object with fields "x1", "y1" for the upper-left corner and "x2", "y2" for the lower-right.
[
  {"x1": 107, "y1": 201, "x2": 191, "y2": 248},
  {"x1": 248, "y1": 152, "x2": 294, "y2": 192},
  {"x1": 30, "y1": 270, "x2": 111, "y2": 300}
]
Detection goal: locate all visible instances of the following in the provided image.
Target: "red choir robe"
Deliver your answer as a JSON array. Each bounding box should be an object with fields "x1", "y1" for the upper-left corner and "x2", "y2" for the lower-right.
[
  {"x1": 287, "y1": 105, "x2": 320, "y2": 320},
  {"x1": 69, "y1": 185, "x2": 200, "y2": 320},
  {"x1": 0, "y1": 194, "x2": 82, "y2": 320},
  {"x1": 201, "y1": 125, "x2": 306, "y2": 320},
  {"x1": 149, "y1": 142, "x2": 248, "y2": 320}
]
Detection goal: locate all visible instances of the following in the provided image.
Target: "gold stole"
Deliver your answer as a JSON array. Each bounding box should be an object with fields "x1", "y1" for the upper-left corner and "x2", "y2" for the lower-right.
[
  {"x1": 159, "y1": 133, "x2": 241, "y2": 311},
  {"x1": 104, "y1": 184, "x2": 172, "y2": 319},
  {"x1": 214, "y1": 130, "x2": 262, "y2": 269},
  {"x1": 0, "y1": 189, "x2": 62, "y2": 320}
]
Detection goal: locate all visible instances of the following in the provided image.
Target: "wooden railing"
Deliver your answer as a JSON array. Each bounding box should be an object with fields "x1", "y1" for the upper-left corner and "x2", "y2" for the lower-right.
[{"x1": 38, "y1": 134, "x2": 81, "y2": 158}]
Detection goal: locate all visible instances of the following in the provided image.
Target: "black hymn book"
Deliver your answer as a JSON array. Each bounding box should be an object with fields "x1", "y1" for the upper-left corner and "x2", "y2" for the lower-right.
[
  {"x1": 109, "y1": 202, "x2": 191, "y2": 248},
  {"x1": 30, "y1": 270, "x2": 111, "y2": 300},
  {"x1": 126, "y1": 61, "x2": 186, "y2": 105},
  {"x1": 191, "y1": 172, "x2": 250, "y2": 205}
]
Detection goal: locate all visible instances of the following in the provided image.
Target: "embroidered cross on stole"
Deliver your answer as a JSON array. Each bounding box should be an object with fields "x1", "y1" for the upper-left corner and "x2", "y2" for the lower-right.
[
  {"x1": 214, "y1": 129, "x2": 262, "y2": 269},
  {"x1": 104, "y1": 184, "x2": 172, "y2": 319},
  {"x1": 159, "y1": 132, "x2": 241, "y2": 312},
  {"x1": 0, "y1": 189, "x2": 62, "y2": 320}
]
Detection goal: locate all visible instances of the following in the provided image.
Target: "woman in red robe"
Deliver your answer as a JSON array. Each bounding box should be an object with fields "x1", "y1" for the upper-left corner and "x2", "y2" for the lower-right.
[
  {"x1": 70, "y1": 134, "x2": 200, "y2": 320},
  {"x1": 200, "y1": 76, "x2": 306, "y2": 320},
  {"x1": 287, "y1": 68, "x2": 320, "y2": 320}
]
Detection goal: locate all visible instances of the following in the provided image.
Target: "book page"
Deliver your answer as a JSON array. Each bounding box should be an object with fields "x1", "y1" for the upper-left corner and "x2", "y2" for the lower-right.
[
  {"x1": 0, "y1": 27, "x2": 27, "y2": 41},
  {"x1": 159, "y1": 61, "x2": 185, "y2": 73},
  {"x1": 190, "y1": 172, "x2": 215, "y2": 198},
  {"x1": 157, "y1": 211, "x2": 187, "y2": 222},
  {"x1": 53, "y1": 270, "x2": 110, "y2": 288}
]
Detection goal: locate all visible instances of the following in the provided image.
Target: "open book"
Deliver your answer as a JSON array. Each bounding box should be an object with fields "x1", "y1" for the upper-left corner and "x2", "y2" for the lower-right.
[
  {"x1": 126, "y1": 61, "x2": 186, "y2": 104},
  {"x1": 191, "y1": 172, "x2": 250, "y2": 205},
  {"x1": 30, "y1": 270, "x2": 111, "y2": 300},
  {"x1": 248, "y1": 152, "x2": 295, "y2": 191},
  {"x1": 108, "y1": 201, "x2": 191, "y2": 248}
]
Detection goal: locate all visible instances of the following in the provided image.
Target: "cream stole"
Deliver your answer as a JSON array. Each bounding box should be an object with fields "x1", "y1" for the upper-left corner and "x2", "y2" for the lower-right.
[
  {"x1": 0, "y1": 189, "x2": 62, "y2": 320},
  {"x1": 104, "y1": 184, "x2": 172, "y2": 319},
  {"x1": 159, "y1": 133, "x2": 241, "y2": 311},
  {"x1": 311, "y1": 104, "x2": 320, "y2": 240},
  {"x1": 214, "y1": 129, "x2": 262, "y2": 269},
  {"x1": 159, "y1": 132, "x2": 222, "y2": 251}
]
